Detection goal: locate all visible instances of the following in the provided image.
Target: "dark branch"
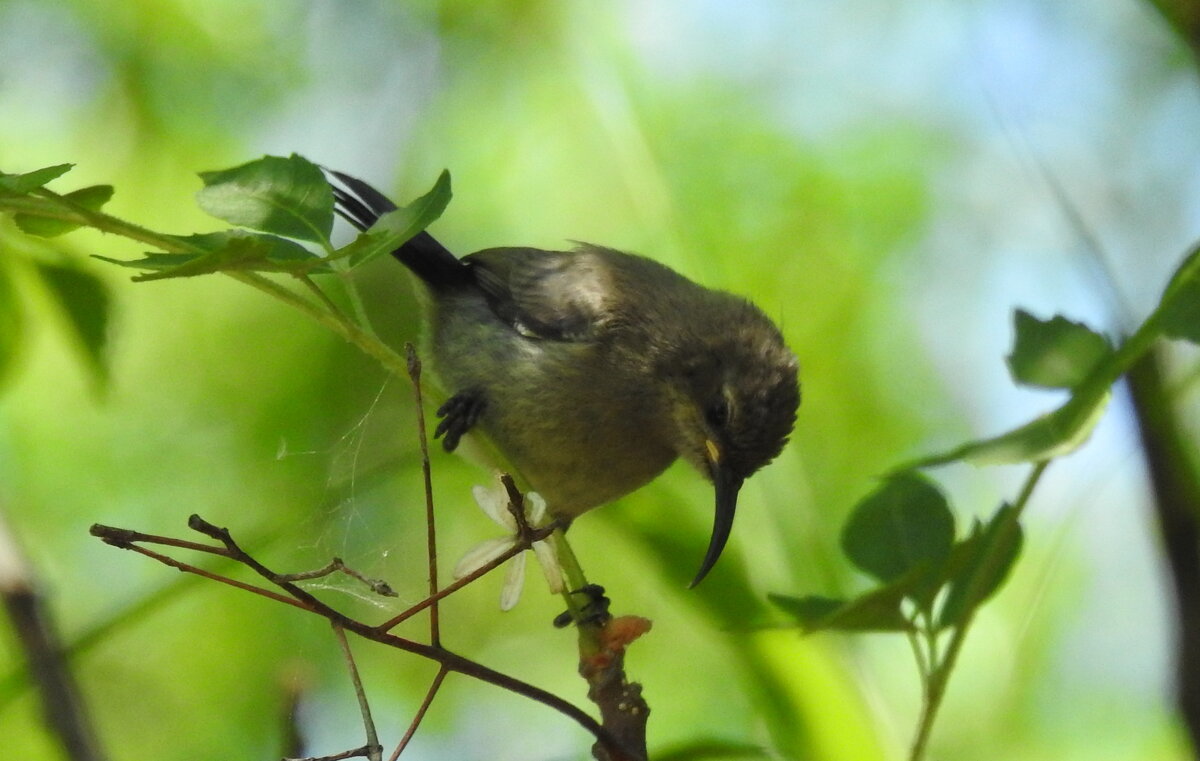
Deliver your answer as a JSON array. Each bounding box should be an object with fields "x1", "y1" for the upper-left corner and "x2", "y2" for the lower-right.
[{"x1": 1127, "y1": 348, "x2": 1200, "y2": 752}]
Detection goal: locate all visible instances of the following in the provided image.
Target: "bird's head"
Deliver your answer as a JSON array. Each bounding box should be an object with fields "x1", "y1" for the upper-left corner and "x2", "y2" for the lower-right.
[{"x1": 661, "y1": 300, "x2": 800, "y2": 587}]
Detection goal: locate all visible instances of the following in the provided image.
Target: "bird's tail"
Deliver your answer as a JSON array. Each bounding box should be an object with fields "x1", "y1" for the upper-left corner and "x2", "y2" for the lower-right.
[{"x1": 328, "y1": 170, "x2": 471, "y2": 290}]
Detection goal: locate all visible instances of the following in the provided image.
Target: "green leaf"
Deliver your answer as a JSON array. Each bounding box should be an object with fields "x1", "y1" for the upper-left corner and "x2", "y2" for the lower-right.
[
  {"x1": 938, "y1": 505, "x2": 1023, "y2": 629},
  {"x1": 1006, "y1": 310, "x2": 1113, "y2": 389},
  {"x1": 770, "y1": 594, "x2": 844, "y2": 627},
  {"x1": 0, "y1": 258, "x2": 24, "y2": 389},
  {"x1": 841, "y1": 473, "x2": 955, "y2": 594},
  {"x1": 908, "y1": 388, "x2": 1111, "y2": 468},
  {"x1": 0, "y1": 164, "x2": 73, "y2": 194},
  {"x1": 770, "y1": 583, "x2": 913, "y2": 633},
  {"x1": 334, "y1": 170, "x2": 452, "y2": 267},
  {"x1": 96, "y1": 231, "x2": 325, "y2": 281},
  {"x1": 196, "y1": 154, "x2": 334, "y2": 244},
  {"x1": 34, "y1": 262, "x2": 109, "y2": 383},
  {"x1": 14, "y1": 185, "x2": 115, "y2": 238},
  {"x1": 1158, "y1": 242, "x2": 1200, "y2": 344}
]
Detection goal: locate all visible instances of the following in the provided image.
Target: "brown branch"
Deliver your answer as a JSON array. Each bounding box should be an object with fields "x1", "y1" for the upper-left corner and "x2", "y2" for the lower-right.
[
  {"x1": 332, "y1": 623, "x2": 382, "y2": 761},
  {"x1": 89, "y1": 516, "x2": 640, "y2": 761},
  {"x1": 388, "y1": 665, "x2": 449, "y2": 761},
  {"x1": 405, "y1": 343, "x2": 441, "y2": 646},
  {"x1": 567, "y1": 589, "x2": 652, "y2": 761},
  {"x1": 277, "y1": 558, "x2": 396, "y2": 598},
  {"x1": 1, "y1": 510, "x2": 107, "y2": 761}
]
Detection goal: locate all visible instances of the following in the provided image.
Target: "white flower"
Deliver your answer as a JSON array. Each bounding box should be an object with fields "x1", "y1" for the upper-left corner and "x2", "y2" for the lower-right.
[{"x1": 453, "y1": 481, "x2": 564, "y2": 611}]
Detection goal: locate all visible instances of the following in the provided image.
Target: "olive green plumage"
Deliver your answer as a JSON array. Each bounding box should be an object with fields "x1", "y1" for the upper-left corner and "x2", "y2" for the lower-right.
[{"x1": 331, "y1": 172, "x2": 800, "y2": 586}]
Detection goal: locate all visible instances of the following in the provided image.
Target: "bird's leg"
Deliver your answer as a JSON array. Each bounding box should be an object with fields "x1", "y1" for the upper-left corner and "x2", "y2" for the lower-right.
[{"x1": 433, "y1": 389, "x2": 487, "y2": 451}]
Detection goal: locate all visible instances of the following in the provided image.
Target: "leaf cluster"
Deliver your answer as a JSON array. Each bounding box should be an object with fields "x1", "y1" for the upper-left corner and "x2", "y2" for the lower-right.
[
  {"x1": 770, "y1": 268, "x2": 1200, "y2": 631},
  {"x1": 0, "y1": 155, "x2": 451, "y2": 391}
]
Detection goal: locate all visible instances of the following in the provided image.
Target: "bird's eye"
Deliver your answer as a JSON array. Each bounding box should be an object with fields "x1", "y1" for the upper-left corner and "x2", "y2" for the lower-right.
[{"x1": 705, "y1": 398, "x2": 730, "y2": 428}]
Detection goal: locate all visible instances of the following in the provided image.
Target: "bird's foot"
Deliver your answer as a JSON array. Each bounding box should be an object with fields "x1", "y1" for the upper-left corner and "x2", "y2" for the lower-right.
[
  {"x1": 553, "y1": 584, "x2": 611, "y2": 629},
  {"x1": 434, "y1": 389, "x2": 486, "y2": 451}
]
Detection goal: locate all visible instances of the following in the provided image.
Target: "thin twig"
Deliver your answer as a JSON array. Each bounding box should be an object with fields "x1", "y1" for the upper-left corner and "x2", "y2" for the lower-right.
[
  {"x1": 374, "y1": 523, "x2": 556, "y2": 633},
  {"x1": 332, "y1": 623, "x2": 382, "y2": 761},
  {"x1": 92, "y1": 517, "x2": 637, "y2": 760},
  {"x1": 298, "y1": 273, "x2": 352, "y2": 324},
  {"x1": 277, "y1": 558, "x2": 396, "y2": 598},
  {"x1": 92, "y1": 526, "x2": 308, "y2": 611},
  {"x1": 904, "y1": 627, "x2": 930, "y2": 691},
  {"x1": 405, "y1": 344, "x2": 441, "y2": 646},
  {"x1": 388, "y1": 666, "x2": 449, "y2": 761}
]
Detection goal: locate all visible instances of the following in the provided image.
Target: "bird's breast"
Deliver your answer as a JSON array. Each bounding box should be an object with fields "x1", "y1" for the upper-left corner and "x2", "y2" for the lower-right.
[{"x1": 431, "y1": 298, "x2": 677, "y2": 517}]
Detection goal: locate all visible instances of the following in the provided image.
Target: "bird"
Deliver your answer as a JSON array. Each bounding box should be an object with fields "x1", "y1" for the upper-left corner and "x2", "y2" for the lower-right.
[{"x1": 329, "y1": 171, "x2": 800, "y2": 587}]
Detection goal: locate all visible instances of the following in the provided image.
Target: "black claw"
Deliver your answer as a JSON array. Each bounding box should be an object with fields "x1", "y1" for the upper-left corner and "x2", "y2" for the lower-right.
[
  {"x1": 553, "y1": 584, "x2": 611, "y2": 628},
  {"x1": 434, "y1": 389, "x2": 487, "y2": 451}
]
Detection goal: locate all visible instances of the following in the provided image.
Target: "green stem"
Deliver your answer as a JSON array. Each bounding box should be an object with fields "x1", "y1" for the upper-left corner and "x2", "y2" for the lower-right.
[
  {"x1": 298, "y1": 273, "x2": 350, "y2": 323},
  {"x1": 908, "y1": 460, "x2": 1049, "y2": 761},
  {"x1": 228, "y1": 271, "x2": 410, "y2": 378},
  {"x1": 553, "y1": 531, "x2": 590, "y2": 598},
  {"x1": 340, "y1": 271, "x2": 381, "y2": 340},
  {"x1": 2, "y1": 191, "x2": 208, "y2": 255}
]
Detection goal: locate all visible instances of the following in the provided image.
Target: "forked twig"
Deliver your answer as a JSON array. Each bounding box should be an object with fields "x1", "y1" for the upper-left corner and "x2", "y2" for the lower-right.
[{"x1": 89, "y1": 516, "x2": 636, "y2": 760}]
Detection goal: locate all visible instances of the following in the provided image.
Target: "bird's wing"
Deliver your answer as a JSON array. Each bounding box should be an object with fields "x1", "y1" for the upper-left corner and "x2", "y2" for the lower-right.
[{"x1": 465, "y1": 247, "x2": 613, "y2": 341}]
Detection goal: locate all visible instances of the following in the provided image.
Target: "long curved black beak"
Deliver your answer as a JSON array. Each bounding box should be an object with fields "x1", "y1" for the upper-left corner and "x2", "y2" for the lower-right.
[{"x1": 689, "y1": 458, "x2": 744, "y2": 588}]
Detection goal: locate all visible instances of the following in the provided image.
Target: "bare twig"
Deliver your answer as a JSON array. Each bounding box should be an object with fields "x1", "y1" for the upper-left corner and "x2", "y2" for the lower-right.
[
  {"x1": 388, "y1": 666, "x2": 449, "y2": 761},
  {"x1": 278, "y1": 558, "x2": 396, "y2": 598},
  {"x1": 89, "y1": 517, "x2": 638, "y2": 760},
  {"x1": 405, "y1": 343, "x2": 441, "y2": 646},
  {"x1": 373, "y1": 521, "x2": 557, "y2": 633},
  {"x1": 332, "y1": 623, "x2": 382, "y2": 761}
]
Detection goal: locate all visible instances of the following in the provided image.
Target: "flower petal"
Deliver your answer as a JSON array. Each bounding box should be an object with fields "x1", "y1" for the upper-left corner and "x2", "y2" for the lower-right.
[
  {"x1": 532, "y1": 537, "x2": 564, "y2": 594},
  {"x1": 453, "y1": 536, "x2": 515, "y2": 579},
  {"x1": 472, "y1": 484, "x2": 515, "y2": 530},
  {"x1": 526, "y1": 492, "x2": 548, "y2": 526},
  {"x1": 499, "y1": 551, "x2": 527, "y2": 611}
]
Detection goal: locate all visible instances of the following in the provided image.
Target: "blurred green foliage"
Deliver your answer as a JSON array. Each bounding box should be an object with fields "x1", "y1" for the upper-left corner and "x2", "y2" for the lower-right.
[{"x1": 1, "y1": 1, "x2": 1198, "y2": 760}]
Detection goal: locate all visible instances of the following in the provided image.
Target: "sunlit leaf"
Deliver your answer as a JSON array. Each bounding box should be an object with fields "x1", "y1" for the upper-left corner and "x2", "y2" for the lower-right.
[
  {"x1": 841, "y1": 472, "x2": 955, "y2": 593},
  {"x1": 0, "y1": 164, "x2": 73, "y2": 194},
  {"x1": 1158, "y1": 242, "x2": 1200, "y2": 344},
  {"x1": 197, "y1": 154, "x2": 334, "y2": 244},
  {"x1": 938, "y1": 504, "x2": 1023, "y2": 629},
  {"x1": 1007, "y1": 310, "x2": 1113, "y2": 389},
  {"x1": 34, "y1": 262, "x2": 109, "y2": 384},
  {"x1": 96, "y1": 231, "x2": 325, "y2": 281},
  {"x1": 334, "y1": 170, "x2": 452, "y2": 267},
  {"x1": 15, "y1": 185, "x2": 115, "y2": 238}
]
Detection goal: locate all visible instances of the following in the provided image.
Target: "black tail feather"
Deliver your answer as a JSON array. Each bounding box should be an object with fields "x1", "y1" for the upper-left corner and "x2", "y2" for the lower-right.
[{"x1": 327, "y1": 169, "x2": 471, "y2": 290}]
